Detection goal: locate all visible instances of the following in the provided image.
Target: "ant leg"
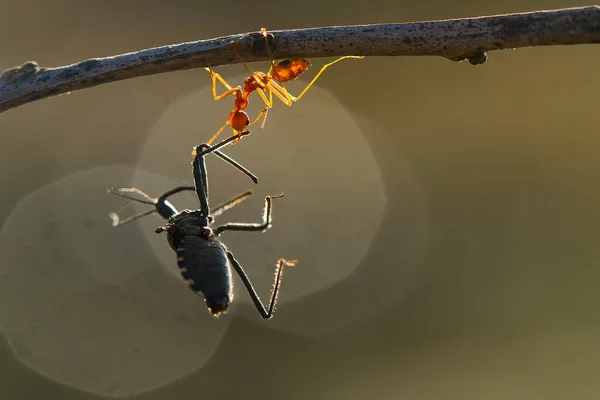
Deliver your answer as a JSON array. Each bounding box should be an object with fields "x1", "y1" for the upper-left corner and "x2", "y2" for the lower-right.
[
  {"x1": 205, "y1": 66, "x2": 243, "y2": 101},
  {"x1": 211, "y1": 190, "x2": 252, "y2": 218},
  {"x1": 229, "y1": 31, "x2": 292, "y2": 110},
  {"x1": 213, "y1": 87, "x2": 241, "y2": 102},
  {"x1": 204, "y1": 66, "x2": 241, "y2": 145},
  {"x1": 206, "y1": 66, "x2": 233, "y2": 89},
  {"x1": 239, "y1": 29, "x2": 290, "y2": 109},
  {"x1": 255, "y1": 87, "x2": 274, "y2": 108},
  {"x1": 214, "y1": 194, "x2": 283, "y2": 236},
  {"x1": 227, "y1": 251, "x2": 298, "y2": 319},
  {"x1": 292, "y1": 56, "x2": 364, "y2": 101},
  {"x1": 261, "y1": 28, "x2": 294, "y2": 105},
  {"x1": 228, "y1": 42, "x2": 283, "y2": 111},
  {"x1": 260, "y1": 108, "x2": 270, "y2": 129},
  {"x1": 230, "y1": 42, "x2": 259, "y2": 77},
  {"x1": 258, "y1": 80, "x2": 293, "y2": 106},
  {"x1": 247, "y1": 107, "x2": 269, "y2": 131},
  {"x1": 206, "y1": 120, "x2": 230, "y2": 146}
]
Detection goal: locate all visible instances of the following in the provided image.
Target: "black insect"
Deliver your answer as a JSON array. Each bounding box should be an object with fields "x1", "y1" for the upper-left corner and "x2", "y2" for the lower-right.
[{"x1": 107, "y1": 133, "x2": 297, "y2": 319}]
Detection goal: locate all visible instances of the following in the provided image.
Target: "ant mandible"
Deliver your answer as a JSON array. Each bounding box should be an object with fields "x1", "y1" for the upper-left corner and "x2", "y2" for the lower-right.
[{"x1": 204, "y1": 27, "x2": 364, "y2": 145}]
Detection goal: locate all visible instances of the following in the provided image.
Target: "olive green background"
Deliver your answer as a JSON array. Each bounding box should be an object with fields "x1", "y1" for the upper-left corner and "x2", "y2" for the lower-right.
[{"x1": 1, "y1": 0, "x2": 600, "y2": 399}]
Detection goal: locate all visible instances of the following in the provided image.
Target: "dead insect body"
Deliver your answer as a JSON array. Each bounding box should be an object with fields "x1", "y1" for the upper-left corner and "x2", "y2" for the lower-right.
[{"x1": 107, "y1": 133, "x2": 297, "y2": 319}]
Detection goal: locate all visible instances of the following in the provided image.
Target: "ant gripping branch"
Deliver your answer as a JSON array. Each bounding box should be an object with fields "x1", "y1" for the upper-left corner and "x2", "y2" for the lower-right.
[{"x1": 204, "y1": 27, "x2": 364, "y2": 145}]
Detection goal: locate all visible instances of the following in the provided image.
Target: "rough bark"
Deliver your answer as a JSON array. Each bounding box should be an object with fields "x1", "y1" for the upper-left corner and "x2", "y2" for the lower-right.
[{"x1": 0, "y1": 6, "x2": 598, "y2": 114}]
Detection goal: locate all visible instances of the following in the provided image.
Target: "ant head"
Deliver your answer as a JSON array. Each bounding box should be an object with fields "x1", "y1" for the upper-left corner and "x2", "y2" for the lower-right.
[{"x1": 230, "y1": 111, "x2": 250, "y2": 132}]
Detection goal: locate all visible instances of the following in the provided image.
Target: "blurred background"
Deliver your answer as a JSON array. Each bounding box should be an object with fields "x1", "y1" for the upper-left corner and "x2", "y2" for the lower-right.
[{"x1": 0, "y1": 0, "x2": 599, "y2": 399}]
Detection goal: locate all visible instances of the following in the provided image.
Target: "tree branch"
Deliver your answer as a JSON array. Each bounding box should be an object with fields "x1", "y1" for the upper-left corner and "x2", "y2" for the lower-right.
[{"x1": 1, "y1": 6, "x2": 598, "y2": 114}]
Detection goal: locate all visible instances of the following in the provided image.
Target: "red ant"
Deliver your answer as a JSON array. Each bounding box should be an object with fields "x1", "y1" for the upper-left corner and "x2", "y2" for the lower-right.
[{"x1": 204, "y1": 27, "x2": 364, "y2": 145}]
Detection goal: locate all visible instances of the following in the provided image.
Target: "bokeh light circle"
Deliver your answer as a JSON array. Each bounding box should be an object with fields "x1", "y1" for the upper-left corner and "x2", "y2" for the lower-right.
[
  {"x1": 0, "y1": 166, "x2": 231, "y2": 397},
  {"x1": 133, "y1": 69, "x2": 407, "y2": 336},
  {"x1": 239, "y1": 114, "x2": 430, "y2": 337}
]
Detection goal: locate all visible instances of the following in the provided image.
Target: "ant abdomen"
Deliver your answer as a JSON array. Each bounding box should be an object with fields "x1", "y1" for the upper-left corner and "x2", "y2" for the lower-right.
[
  {"x1": 176, "y1": 237, "x2": 233, "y2": 315},
  {"x1": 272, "y1": 59, "x2": 311, "y2": 83}
]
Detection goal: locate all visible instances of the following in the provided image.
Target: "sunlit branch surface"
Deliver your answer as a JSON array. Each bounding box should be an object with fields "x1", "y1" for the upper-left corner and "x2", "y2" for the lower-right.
[{"x1": 0, "y1": 6, "x2": 598, "y2": 114}]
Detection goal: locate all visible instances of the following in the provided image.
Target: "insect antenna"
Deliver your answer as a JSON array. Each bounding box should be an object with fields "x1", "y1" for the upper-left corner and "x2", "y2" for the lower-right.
[
  {"x1": 106, "y1": 187, "x2": 158, "y2": 227},
  {"x1": 109, "y1": 208, "x2": 157, "y2": 228},
  {"x1": 107, "y1": 185, "x2": 198, "y2": 227},
  {"x1": 106, "y1": 187, "x2": 156, "y2": 204}
]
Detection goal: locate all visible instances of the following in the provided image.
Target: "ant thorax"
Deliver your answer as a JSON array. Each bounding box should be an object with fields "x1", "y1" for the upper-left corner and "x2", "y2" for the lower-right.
[{"x1": 244, "y1": 73, "x2": 270, "y2": 93}]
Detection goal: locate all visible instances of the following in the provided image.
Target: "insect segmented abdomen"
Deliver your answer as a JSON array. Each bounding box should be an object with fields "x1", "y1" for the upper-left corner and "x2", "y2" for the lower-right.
[{"x1": 176, "y1": 237, "x2": 233, "y2": 315}]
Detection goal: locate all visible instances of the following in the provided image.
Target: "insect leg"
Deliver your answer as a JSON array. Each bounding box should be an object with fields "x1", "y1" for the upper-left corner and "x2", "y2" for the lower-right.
[
  {"x1": 291, "y1": 56, "x2": 364, "y2": 102},
  {"x1": 255, "y1": 87, "x2": 274, "y2": 108},
  {"x1": 214, "y1": 194, "x2": 283, "y2": 236},
  {"x1": 247, "y1": 107, "x2": 269, "y2": 131},
  {"x1": 192, "y1": 133, "x2": 257, "y2": 214},
  {"x1": 230, "y1": 41, "x2": 259, "y2": 78},
  {"x1": 199, "y1": 130, "x2": 249, "y2": 154},
  {"x1": 260, "y1": 28, "x2": 294, "y2": 105},
  {"x1": 227, "y1": 251, "x2": 297, "y2": 319},
  {"x1": 205, "y1": 66, "x2": 242, "y2": 101},
  {"x1": 211, "y1": 190, "x2": 252, "y2": 218},
  {"x1": 191, "y1": 144, "x2": 210, "y2": 215},
  {"x1": 206, "y1": 120, "x2": 230, "y2": 146},
  {"x1": 195, "y1": 133, "x2": 258, "y2": 184},
  {"x1": 229, "y1": 37, "x2": 282, "y2": 110}
]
